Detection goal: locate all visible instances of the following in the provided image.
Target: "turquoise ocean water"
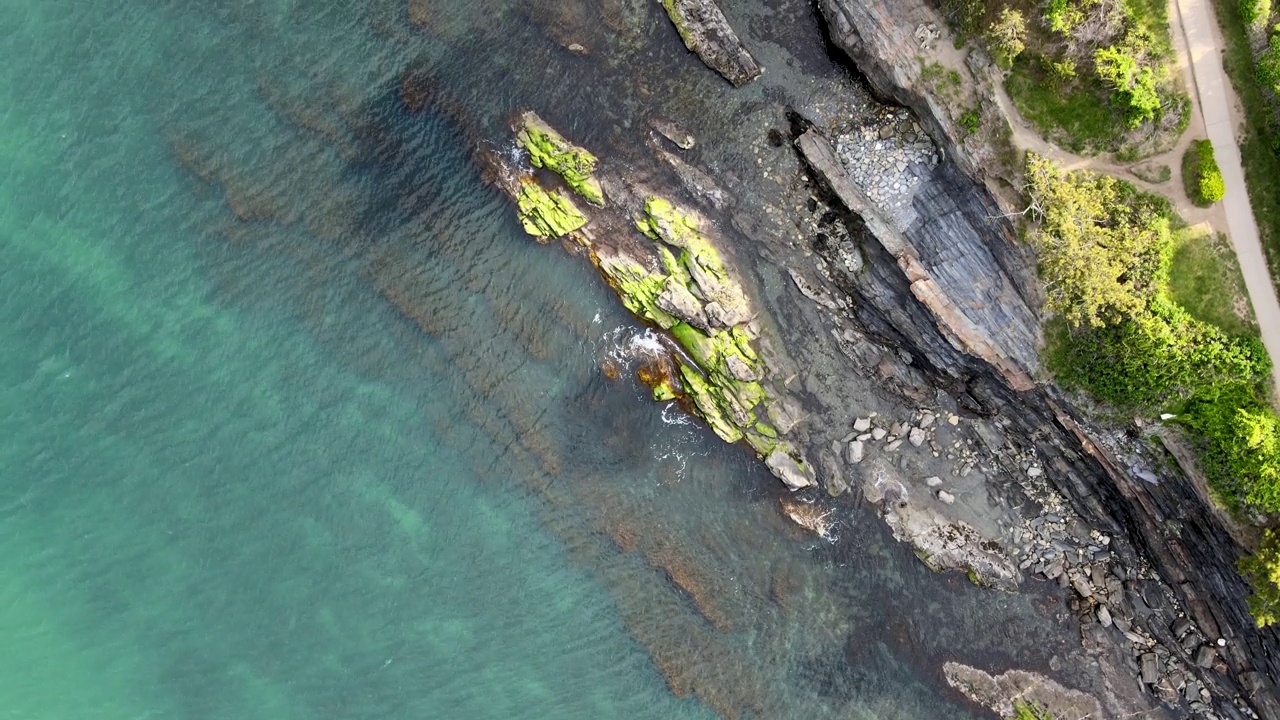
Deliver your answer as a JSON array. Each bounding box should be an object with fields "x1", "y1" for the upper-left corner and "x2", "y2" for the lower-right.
[{"x1": 0, "y1": 0, "x2": 1082, "y2": 717}]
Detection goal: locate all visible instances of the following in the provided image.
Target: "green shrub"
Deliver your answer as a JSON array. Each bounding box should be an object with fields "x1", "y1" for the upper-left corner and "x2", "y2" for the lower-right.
[
  {"x1": 1184, "y1": 139, "x2": 1226, "y2": 206},
  {"x1": 1240, "y1": 530, "x2": 1280, "y2": 627},
  {"x1": 1241, "y1": 0, "x2": 1273, "y2": 27},
  {"x1": 1013, "y1": 700, "x2": 1054, "y2": 720},
  {"x1": 1095, "y1": 45, "x2": 1164, "y2": 128},
  {"x1": 959, "y1": 106, "x2": 982, "y2": 135},
  {"x1": 1257, "y1": 34, "x2": 1280, "y2": 91},
  {"x1": 1045, "y1": 0, "x2": 1085, "y2": 34}
]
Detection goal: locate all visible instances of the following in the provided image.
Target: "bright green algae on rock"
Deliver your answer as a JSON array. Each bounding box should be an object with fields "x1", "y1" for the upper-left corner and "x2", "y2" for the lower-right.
[
  {"x1": 517, "y1": 180, "x2": 588, "y2": 240},
  {"x1": 598, "y1": 255, "x2": 679, "y2": 329},
  {"x1": 516, "y1": 113, "x2": 606, "y2": 207},
  {"x1": 636, "y1": 197, "x2": 751, "y2": 326}
]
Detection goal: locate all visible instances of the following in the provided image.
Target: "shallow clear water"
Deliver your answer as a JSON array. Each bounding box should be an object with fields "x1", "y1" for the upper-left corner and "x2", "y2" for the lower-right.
[{"x1": 0, "y1": 0, "x2": 1077, "y2": 718}]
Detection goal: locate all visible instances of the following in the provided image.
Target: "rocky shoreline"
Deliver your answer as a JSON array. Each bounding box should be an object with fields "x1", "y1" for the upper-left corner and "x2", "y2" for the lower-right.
[{"x1": 475, "y1": 0, "x2": 1280, "y2": 716}]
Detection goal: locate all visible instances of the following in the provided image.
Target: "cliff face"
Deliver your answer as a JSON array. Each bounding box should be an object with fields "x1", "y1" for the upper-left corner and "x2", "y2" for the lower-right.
[{"x1": 810, "y1": 0, "x2": 1280, "y2": 716}]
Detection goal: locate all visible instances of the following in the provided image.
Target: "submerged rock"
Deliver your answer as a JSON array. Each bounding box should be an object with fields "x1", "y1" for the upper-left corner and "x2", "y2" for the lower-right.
[
  {"x1": 648, "y1": 117, "x2": 696, "y2": 150},
  {"x1": 943, "y1": 662, "x2": 1103, "y2": 720},
  {"x1": 659, "y1": 0, "x2": 762, "y2": 87}
]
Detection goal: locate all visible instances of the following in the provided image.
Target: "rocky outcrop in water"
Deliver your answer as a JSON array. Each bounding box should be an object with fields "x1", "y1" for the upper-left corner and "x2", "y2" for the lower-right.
[
  {"x1": 659, "y1": 0, "x2": 762, "y2": 87},
  {"x1": 491, "y1": 112, "x2": 815, "y2": 490}
]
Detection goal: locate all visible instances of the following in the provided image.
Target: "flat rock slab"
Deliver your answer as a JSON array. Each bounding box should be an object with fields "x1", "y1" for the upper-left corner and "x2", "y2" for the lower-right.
[{"x1": 660, "y1": 0, "x2": 762, "y2": 87}]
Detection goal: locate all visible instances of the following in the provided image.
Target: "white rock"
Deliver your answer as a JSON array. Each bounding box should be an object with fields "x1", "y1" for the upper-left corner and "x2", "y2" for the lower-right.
[
  {"x1": 872, "y1": 428, "x2": 887, "y2": 441},
  {"x1": 846, "y1": 440, "x2": 865, "y2": 464},
  {"x1": 908, "y1": 428, "x2": 926, "y2": 447},
  {"x1": 937, "y1": 490, "x2": 955, "y2": 505},
  {"x1": 947, "y1": 414, "x2": 959, "y2": 425},
  {"x1": 853, "y1": 417, "x2": 872, "y2": 432},
  {"x1": 885, "y1": 439, "x2": 904, "y2": 452},
  {"x1": 1027, "y1": 466, "x2": 1043, "y2": 478},
  {"x1": 925, "y1": 476, "x2": 943, "y2": 487},
  {"x1": 920, "y1": 413, "x2": 936, "y2": 429}
]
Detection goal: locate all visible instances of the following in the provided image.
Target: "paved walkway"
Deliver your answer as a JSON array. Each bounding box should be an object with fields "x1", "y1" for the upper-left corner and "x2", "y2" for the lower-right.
[{"x1": 1174, "y1": 0, "x2": 1280, "y2": 395}]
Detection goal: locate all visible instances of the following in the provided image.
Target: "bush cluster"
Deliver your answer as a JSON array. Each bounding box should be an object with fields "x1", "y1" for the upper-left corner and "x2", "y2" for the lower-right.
[
  {"x1": 1240, "y1": 530, "x2": 1280, "y2": 627},
  {"x1": 1027, "y1": 156, "x2": 1280, "y2": 625},
  {"x1": 1241, "y1": 0, "x2": 1273, "y2": 28},
  {"x1": 1184, "y1": 139, "x2": 1226, "y2": 206}
]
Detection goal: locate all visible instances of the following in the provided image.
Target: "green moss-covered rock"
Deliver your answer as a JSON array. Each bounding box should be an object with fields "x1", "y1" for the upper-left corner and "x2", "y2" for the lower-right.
[
  {"x1": 517, "y1": 113, "x2": 606, "y2": 207},
  {"x1": 652, "y1": 379, "x2": 678, "y2": 402},
  {"x1": 678, "y1": 364, "x2": 744, "y2": 443},
  {"x1": 597, "y1": 254, "x2": 679, "y2": 329},
  {"x1": 517, "y1": 180, "x2": 588, "y2": 240},
  {"x1": 637, "y1": 197, "x2": 751, "y2": 327}
]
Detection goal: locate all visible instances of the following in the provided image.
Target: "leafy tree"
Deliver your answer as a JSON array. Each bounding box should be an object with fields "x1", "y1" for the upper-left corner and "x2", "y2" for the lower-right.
[
  {"x1": 944, "y1": 0, "x2": 987, "y2": 35},
  {"x1": 1240, "y1": 530, "x2": 1280, "y2": 627},
  {"x1": 1095, "y1": 46, "x2": 1163, "y2": 128},
  {"x1": 1044, "y1": 0, "x2": 1086, "y2": 34},
  {"x1": 1241, "y1": 0, "x2": 1273, "y2": 28},
  {"x1": 987, "y1": 8, "x2": 1028, "y2": 69},
  {"x1": 1025, "y1": 155, "x2": 1170, "y2": 327}
]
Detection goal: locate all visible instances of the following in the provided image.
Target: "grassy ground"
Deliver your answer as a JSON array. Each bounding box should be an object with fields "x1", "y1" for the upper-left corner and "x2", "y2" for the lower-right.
[
  {"x1": 1006, "y1": 60, "x2": 1124, "y2": 154},
  {"x1": 1168, "y1": 227, "x2": 1258, "y2": 336},
  {"x1": 1210, "y1": 0, "x2": 1280, "y2": 289},
  {"x1": 1122, "y1": 0, "x2": 1175, "y2": 55}
]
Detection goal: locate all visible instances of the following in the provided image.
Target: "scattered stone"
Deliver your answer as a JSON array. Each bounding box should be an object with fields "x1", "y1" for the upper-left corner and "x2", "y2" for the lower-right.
[
  {"x1": 846, "y1": 440, "x2": 865, "y2": 464},
  {"x1": 872, "y1": 428, "x2": 887, "y2": 441},
  {"x1": 767, "y1": 448, "x2": 815, "y2": 491},
  {"x1": 1070, "y1": 573, "x2": 1094, "y2": 599},
  {"x1": 925, "y1": 476, "x2": 943, "y2": 487},
  {"x1": 648, "y1": 117, "x2": 696, "y2": 150},
  {"x1": 1097, "y1": 604, "x2": 1113, "y2": 628},
  {"x1": 937, "y1": 490, "x2": 955, "y2": 505},
  {"x1": 948, "y1": 414, "x2": 959, "y2": 425},
  {"x1": 920, "y1": 412, "x2": 936, "y2": 428},
  {"x1": 908, "y1": 427, "x2": 926, "y2": 447},
  {"x1": 854, "y1": 417, "x2": 872, "y2": 432},
  {"x1": 1194, "y1": 645, "x2": 1217, "y2": 669},
  {"x1": 885, "y1": 439, "x2": 904, "y2": 452},
  {"x1": 1140, "y1": 653, "x2": 1159, "y2": 684},
  {"x1": 1027, "y1": 466, "x2": 1043, "y2": 478}
]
